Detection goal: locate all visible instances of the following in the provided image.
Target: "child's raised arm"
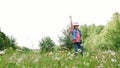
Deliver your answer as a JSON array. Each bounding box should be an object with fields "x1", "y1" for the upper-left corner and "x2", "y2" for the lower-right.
[
  {"x1": 69, "y1": 16, "x2": 74, "y2": 31},
  {"x1": 69, "y1": 16, "x2": 74, "y2": 38}
]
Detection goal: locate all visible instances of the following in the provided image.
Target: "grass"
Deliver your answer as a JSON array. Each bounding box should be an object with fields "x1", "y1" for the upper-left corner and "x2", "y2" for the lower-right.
[{"x1": 0, "y1": 48, "x2": 120, "y2": 68}]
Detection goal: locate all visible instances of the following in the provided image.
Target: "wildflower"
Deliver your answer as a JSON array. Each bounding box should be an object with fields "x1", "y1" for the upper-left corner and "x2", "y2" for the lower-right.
[
  {"x1": 97, "y1": 66, "x2": 100, "y2": 68},
  {"x1": 83, "y1": 62, "x2": 89, "y2": 66},
  {"x1": 111, "y1": 51, "x2": 115, "y2": 56},
  {"x1": 95, "y1": 56, "x2": 98, "y2": 60},
  {"x1": 70, "y1": 53, "x2": 74, "y2": 57},
  {"x1": 54, "y1": 57, "x2": 60, "y2": 60},
  {"x1": 17, "y1": 57, "x2": 23, "y2": 63},
  {"x1": 86, "y1": 52, "x2": 90, "y2": 57},
  {"x1": 100, "y1": 64, "x2": 103, "y2": 67},
  {"x1": 65, "y1": 66, "x2": 68, "y2": 68},
  {"x1": 118, "y1": 64, "x2": 120, "y2": 67},
  {"x1": 68, "y1": 56, "x2": 73, "y2": 60},
  {"x1": 106, "y1": 50, "x2": 116, "y2": 55},
  {"x1": 47, "y1": 52, "x2": 53, "y2": 56},
  {"x1": 33, "y1": 58, "x2": 39, "y2": 63},
  {"x1": 9, "y1": 57, "x2": 13, "y2": 62},
  {"x1": 98, "y1": 63, "x2": 103, "y2": 68},
  {"x1": 16, "y1": 62, "x2": 19, "y2": 66},
  {"x1": 50, "y1": 52, "x2": 53, "y2": 55},
  {"x1": 0, "y1": 51, "x2": 5, "y2": 55},
  {"x1": 102, "y1": 55, "x2": 105, "y2": 60},
  {"x1": 78, "y1": 49, "x2": 81, "y2": 52},
  {"x1": 67, "y1": 52, "x2": 71, "y2": 56},
  {"x1": 111, "y1": 58, "x2": 117, "y2": 62}
]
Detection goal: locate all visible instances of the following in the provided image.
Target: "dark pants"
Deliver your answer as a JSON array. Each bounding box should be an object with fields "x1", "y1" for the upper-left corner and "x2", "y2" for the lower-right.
[
  {"x1": 78, "y1": 42, "x2": 84, "y2": 52},
  {"x1": 74, "y1": 42, "x2": 84, "y2": 56}
]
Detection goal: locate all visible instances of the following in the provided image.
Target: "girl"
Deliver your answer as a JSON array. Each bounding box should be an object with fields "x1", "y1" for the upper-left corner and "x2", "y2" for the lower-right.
[{"x1": 69, "y1": 16, "x2": 84, "y2": 56}]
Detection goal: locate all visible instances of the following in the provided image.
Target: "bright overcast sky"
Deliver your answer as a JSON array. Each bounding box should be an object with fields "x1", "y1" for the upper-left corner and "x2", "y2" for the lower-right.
[{"x1": 0, "y1": 0, "x2": 120, "y2": 49}]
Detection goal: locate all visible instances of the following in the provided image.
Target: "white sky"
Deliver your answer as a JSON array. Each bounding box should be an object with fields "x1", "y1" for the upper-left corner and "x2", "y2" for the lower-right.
[{"x1": 0, "y1": 0, "x2": 120, "y2": 49}]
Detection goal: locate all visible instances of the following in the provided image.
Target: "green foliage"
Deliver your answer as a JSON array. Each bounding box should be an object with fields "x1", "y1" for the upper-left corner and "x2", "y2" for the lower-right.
[
  {"x1": 59, "y1": 25, "x2": 73, "y2": 51},
  {"x1": 80, "y1": 24, "x2": 104, "y2": 40},
  {"x1": 0, "y1": 32, "x2": 10, "y2": 50},
  {"x1": 8, "y1": 36, "x2": 17, "y2": 50},
  {"x1": 80, "y1": 24, "x2": 88, "y2": 39},
  {"x1": 101, "y1": 12, "x2": 120, "y2": 50},
  {"x1": 0, "y1": 31, "x2": 17, "y2": 50},
  {"x1": 0, "y1": 49, "x2": 120, "y2": 68},
  {"x1": 95, "y1": 25, "x2": 104, "y2": 34},
  {"x1": 39, "y1": 36, "x2": 55, "y2": 52},
  {"x1": 87, "y1": 24, "x2": 96, "y2": 36},
  {"x1": 83, "y1": 12, "x2": 120, "y2": 51},
  {"x1": 79, "y1": 24, "x2": 104, "y2": 51}
]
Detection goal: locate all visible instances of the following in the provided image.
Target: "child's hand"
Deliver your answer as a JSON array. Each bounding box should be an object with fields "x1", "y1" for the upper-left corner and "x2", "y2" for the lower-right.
[
  {"x1": 69, "y1": 16, "x2": 72, "y2": 19},
  {"x1": 72, "y1": 39, "x2": 75, "y2": 44},
  {"x1": 69, "y1": 16, "x2": 72, "y2": 24}
]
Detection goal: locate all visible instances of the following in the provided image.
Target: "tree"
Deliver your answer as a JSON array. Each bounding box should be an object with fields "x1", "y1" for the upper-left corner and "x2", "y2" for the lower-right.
[
  {"x1": 87, "y1": 24, "x2": 96, "y2": 37},
  {"x1": 0, "y1": 31, "x2": 17, "y2": 50},
  {"x1": 59, "y1": 25, "x2": 73, "y2": 51},
  {"x1": 39, "y1": 36, "x2": 55, "y2": 52},
  {"x1": 8, "y1": 36, "x2": 17, "y2": 50},
  {"x1": 0, "y1": 31, "x2": 9, "y2": 50},
  {"x1": 102, "y1": 12, "x2": 120, "y2": 50},
  {"x1": 87, "y1": 12, "x2": 120, "y2": 50},
  {"x1": 80, "y1": 24, "x2": 88, "y2": 40},
  {"x1": 95, "y1": 25, "x2": 104, "y2": 34}
]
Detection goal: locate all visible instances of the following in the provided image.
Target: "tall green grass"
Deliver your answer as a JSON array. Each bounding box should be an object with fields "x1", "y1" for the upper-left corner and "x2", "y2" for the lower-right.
[{"x1": 0, "y1": 48, "x2": 120, "y2": 68}]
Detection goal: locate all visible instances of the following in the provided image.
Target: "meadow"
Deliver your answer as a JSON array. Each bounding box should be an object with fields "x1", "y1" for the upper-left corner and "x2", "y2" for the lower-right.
[
  {"x1": 0, "y1": 12, "x2": 120, "y2": 68},
  {"x1": 0, "y1": 48, "x2": 120, "y2": 68}
]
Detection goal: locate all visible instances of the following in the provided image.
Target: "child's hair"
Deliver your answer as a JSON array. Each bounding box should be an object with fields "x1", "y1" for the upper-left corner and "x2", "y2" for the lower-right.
[{"x1": 74, "y1": 26, "x2": 76, "y2": 29}]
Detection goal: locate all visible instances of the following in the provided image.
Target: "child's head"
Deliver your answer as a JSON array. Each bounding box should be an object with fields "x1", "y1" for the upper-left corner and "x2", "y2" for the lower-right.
[
  {"x1": 73, "y1": 22, "x2": 79, "y2": 29},
  {"x1": 74, "y1": 25, "x2": 79, "y2": 29}
]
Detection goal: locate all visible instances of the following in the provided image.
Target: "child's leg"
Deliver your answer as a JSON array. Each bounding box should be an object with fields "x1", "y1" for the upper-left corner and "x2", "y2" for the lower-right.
[
  {"x1": 80, "y1": 44, "x2": 84, "y2": 56},
  {"x1": 78, "y1": 41, "x2": 82, "y2": 49},
  {"x1": 74, "y1": 43, "x2": 79, "y2": 56},
  {"x1": 78, "y1": 42, "x2": 80, "y2": 49}
]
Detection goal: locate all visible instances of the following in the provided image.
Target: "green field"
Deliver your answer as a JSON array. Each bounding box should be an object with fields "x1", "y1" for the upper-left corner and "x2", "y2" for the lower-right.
[{"x1": 0, "y1": 48, "x2": 120, "y2": 68}]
